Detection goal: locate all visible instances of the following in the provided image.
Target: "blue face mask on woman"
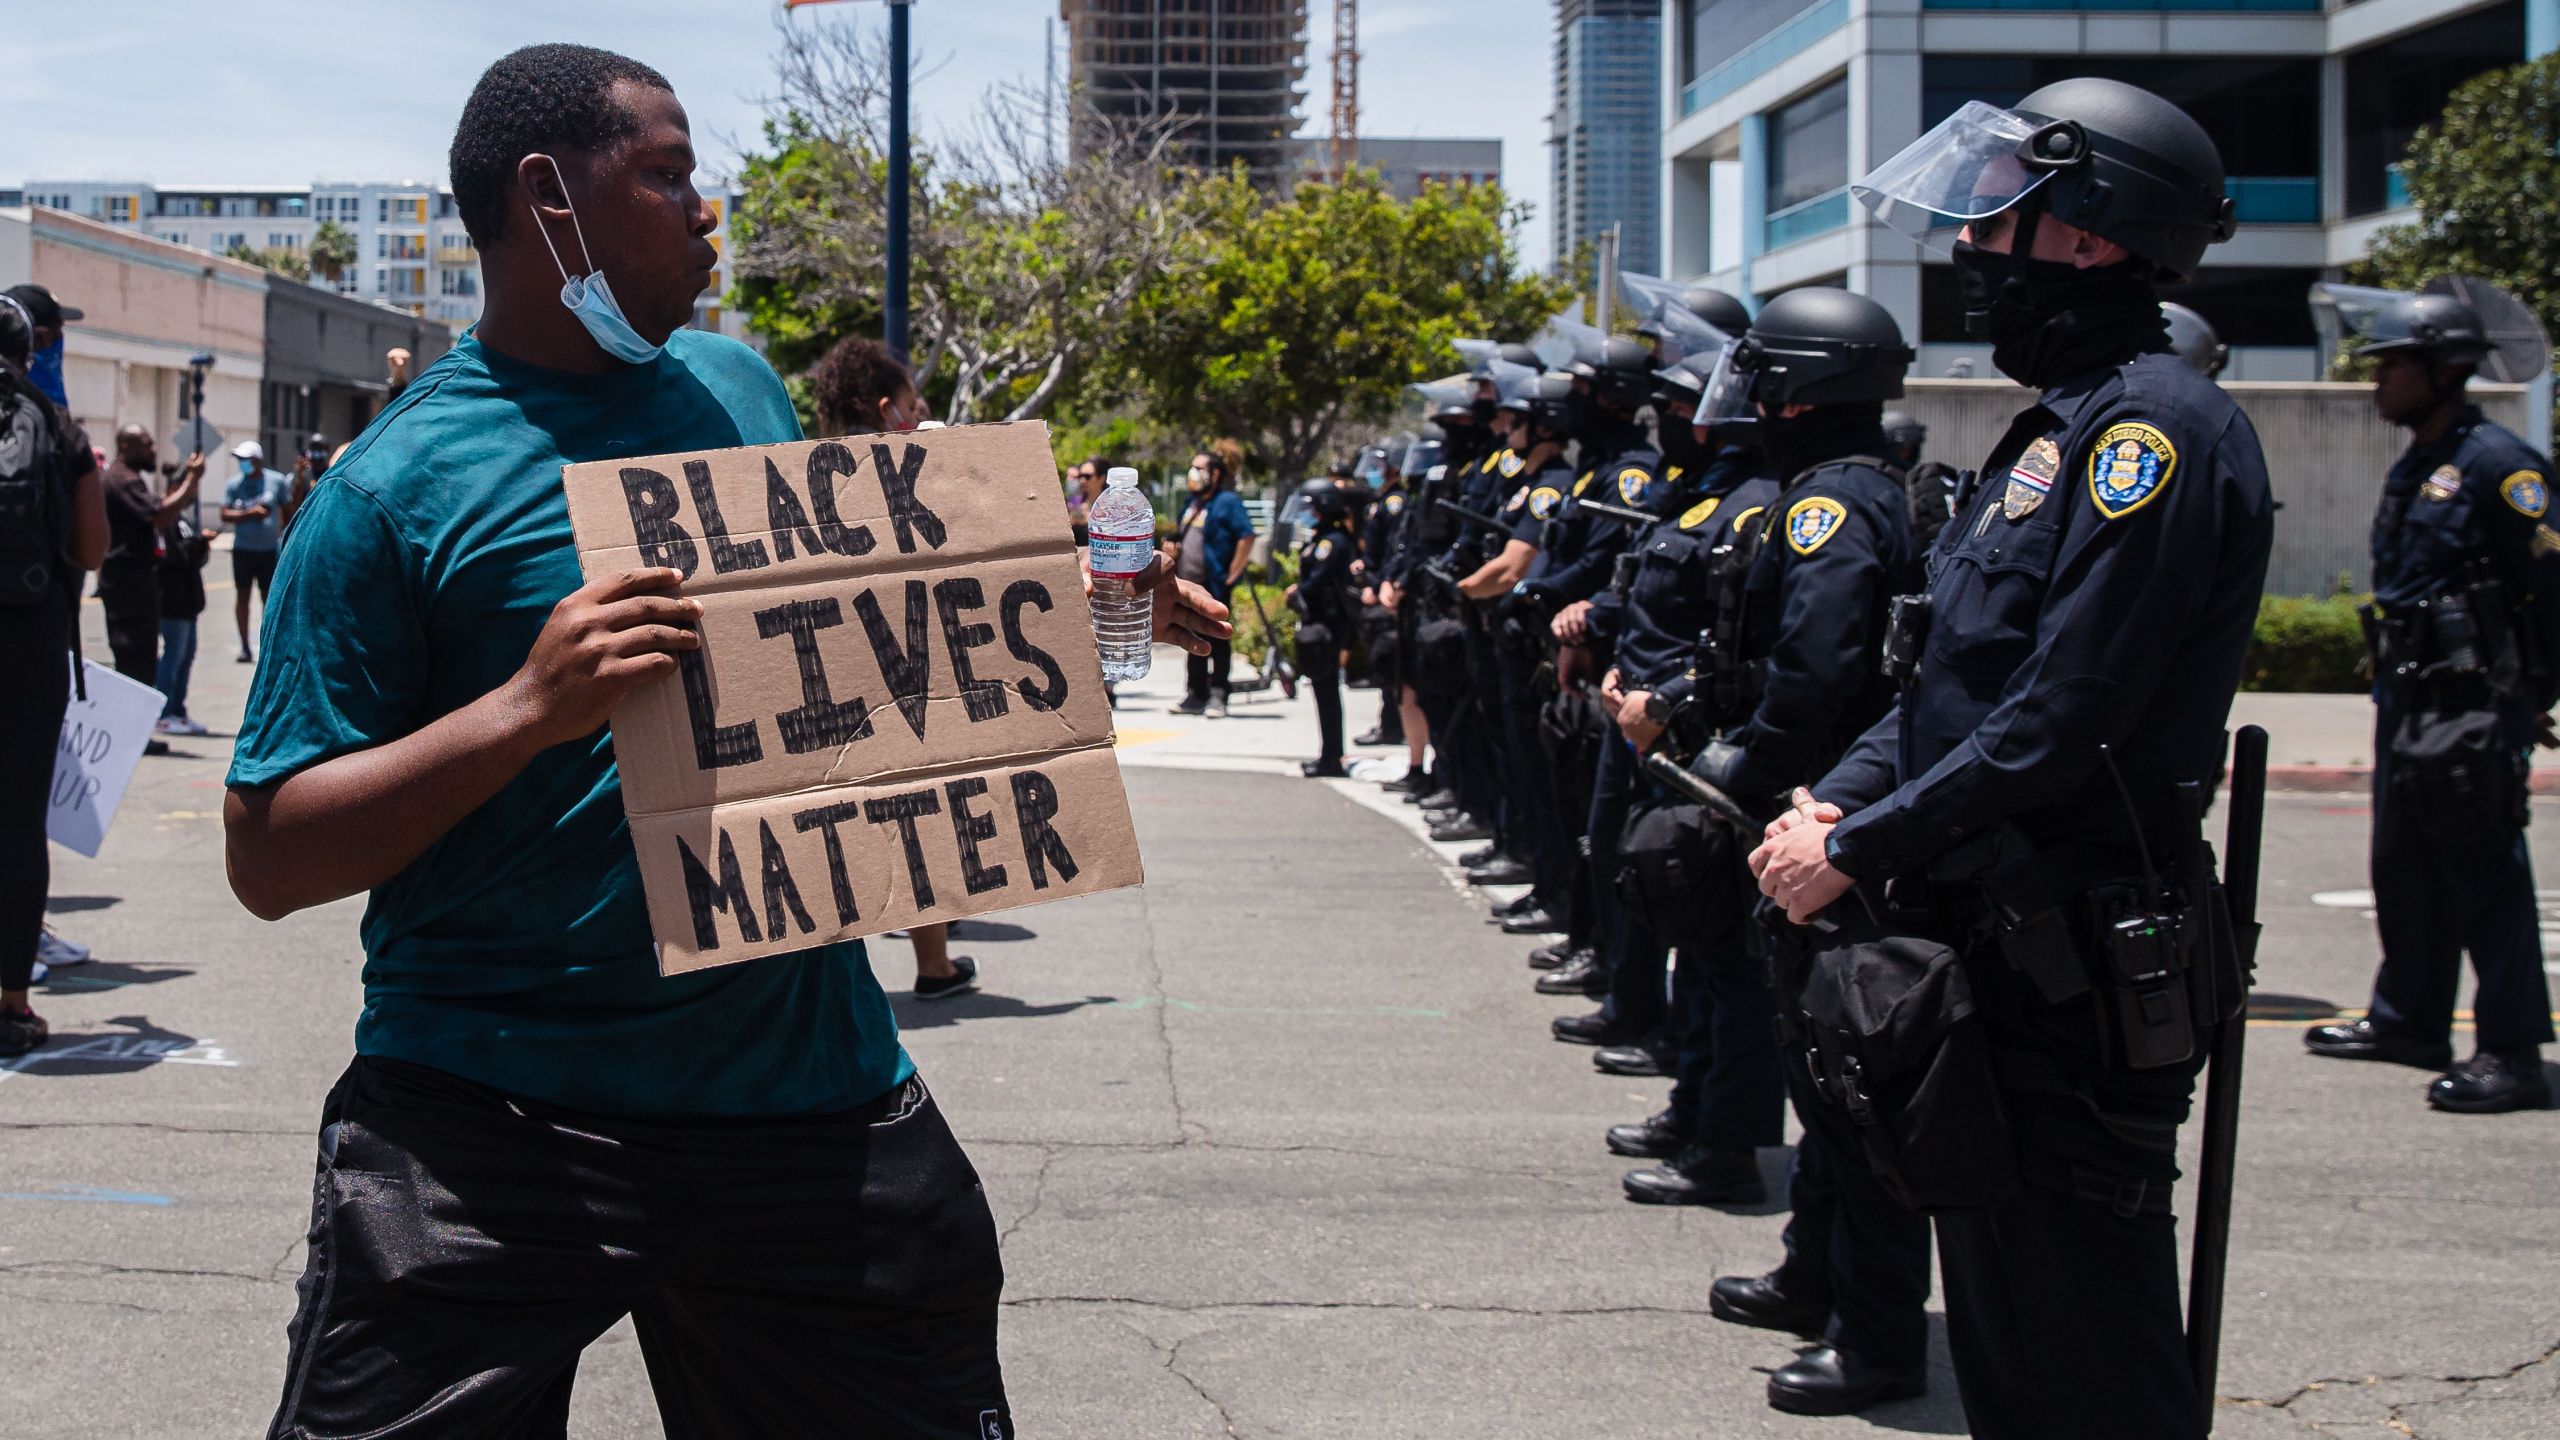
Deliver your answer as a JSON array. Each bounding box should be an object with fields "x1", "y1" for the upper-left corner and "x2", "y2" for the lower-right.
[
  {"x1": 529, "y1": 155, "x2": 665, "y2": 366},
  {"x1": 28, "y1": 339, "x2": 67, "y2": 405}
]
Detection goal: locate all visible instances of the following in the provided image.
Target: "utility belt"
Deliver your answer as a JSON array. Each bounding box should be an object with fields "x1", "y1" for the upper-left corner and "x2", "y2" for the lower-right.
[
  {"x1": 1882, "y1": 592, "x2": 1930, "y2": 688},
  {"x1": 2361, "y1": 570, "x2": 2533, "y2": 698}
]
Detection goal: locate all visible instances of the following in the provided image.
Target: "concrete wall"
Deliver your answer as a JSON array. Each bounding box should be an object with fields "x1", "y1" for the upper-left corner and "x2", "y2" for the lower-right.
[
  {"x1": 1892, "y1": 378, "x2": 2530, "y2": 598},
  {"x1": 262, "y1": 276, "x2": 453, "y2": 461}
]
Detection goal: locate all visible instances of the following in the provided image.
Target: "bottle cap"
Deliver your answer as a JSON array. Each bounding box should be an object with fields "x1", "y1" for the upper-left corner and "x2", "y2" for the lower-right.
[{"x1": 1107, "y1": 466, "x2": 1139, "y2": 487}]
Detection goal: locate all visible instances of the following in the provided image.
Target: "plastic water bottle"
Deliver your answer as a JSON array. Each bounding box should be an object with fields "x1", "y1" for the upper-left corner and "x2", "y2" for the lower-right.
[{"x1": 1086, "y1": 466, "x2": 1156, "y2": 680}]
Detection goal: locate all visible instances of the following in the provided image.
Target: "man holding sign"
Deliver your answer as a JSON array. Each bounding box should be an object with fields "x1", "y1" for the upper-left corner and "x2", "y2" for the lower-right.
[{"x1": 224, "y1": 46, "x2": 1222, "y2": 1439}]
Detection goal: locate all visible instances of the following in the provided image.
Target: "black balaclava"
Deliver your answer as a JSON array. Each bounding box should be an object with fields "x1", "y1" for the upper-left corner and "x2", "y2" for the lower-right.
[
  {"x1": 1762, "y1": 402, "x2": 1888, "y2": 481},
  {"x1": 1659, "y1": 410, "x2": 1711, "y2": 472},
  {"x1": 1469, "y1": 395, "x2": 1499, "y2": 427},
  {"x1": 1948, "y1": 197, "x2": 2168, "y2": 389}
]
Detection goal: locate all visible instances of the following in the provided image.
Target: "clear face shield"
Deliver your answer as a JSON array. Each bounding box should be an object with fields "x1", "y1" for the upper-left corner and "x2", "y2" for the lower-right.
[
  {"x1": 1618, "y1": 270, "x2": 1734, "y2": 365},
  {"x1": 1696, "y1": 338, "x2": 1767, "y2": 427},
  {"x1": 2311, "y1": 278, "x2": 2552, "y2": 385},
  {"x1": 1852, "y1": 101, "x2": 2061, "y2": 250}
]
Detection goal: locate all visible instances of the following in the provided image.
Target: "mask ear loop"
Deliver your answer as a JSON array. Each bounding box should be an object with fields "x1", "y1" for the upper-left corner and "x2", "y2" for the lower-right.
[{"x1": 528, "y1": 155, "x2": 598, "y2": 286}]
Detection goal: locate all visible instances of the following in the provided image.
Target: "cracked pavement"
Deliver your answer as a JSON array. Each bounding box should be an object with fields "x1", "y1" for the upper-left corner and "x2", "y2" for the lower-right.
[{"x1": 7, "y1": 634, "x2": 2560, "y2": 1437}]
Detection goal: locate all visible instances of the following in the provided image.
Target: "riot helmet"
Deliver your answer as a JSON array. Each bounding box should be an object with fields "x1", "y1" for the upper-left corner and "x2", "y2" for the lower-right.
[
  {"x1": 1700, "y1": 288, "x2": 1913, "y2": 425},
  {"x1": 1354, "y1": 446, "x2": 1390, "y2": 483},
  {"x1": 2160, "y1": 302, "x2": 2228, "y2": 378},
  {"x1": 1881, "y1": 410, "x2": 1927, "y2": 466},
  {"x1": 2313, "y1": 277, "x2": 2550, "y2": 385},
  {"x1": 1679, "y1": 286, "x2": 1752, "y2": 337},
  {"x1": 1401, "y1": 436, "x2": 1445, "y2": 478},
  {"x1": 1307, "y1": 481, "x2": 1361, "y2": 526},
  {"x1": 1855, "y1": 77, "x2": 2234, "y2": 281},
  {"x1": 1569, "y1": 335, "x2": 1659, "y2": 413}
]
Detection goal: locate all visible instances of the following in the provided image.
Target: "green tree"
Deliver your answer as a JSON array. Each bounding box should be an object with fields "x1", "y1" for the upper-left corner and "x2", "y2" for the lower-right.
[
  {"x1": 225, "y1": 240, "x2": 310, "y2": 282},
  {"x1": 2359, "y1": 54, "x2": 2560, "y2": 417},
  {"x1": 308, "y1": 221, "x2": 357, "y2": 285},
  {"x1": 1114, "y1": 169, "x2": 1572, "y2": 483}
]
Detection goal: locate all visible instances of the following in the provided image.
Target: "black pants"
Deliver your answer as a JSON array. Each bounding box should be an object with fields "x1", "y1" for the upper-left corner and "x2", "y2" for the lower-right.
[
  {"x1": 100, "y1": 565, "x2": 160, "y2": 687},
  {"x1": 1590, "y1": 738, "x2": 1666, "y2": 1033},
  {"x1": 1302, "y1": 622, "x2": 1344, "y2": 763},
  {"x1": 2367, "y1": 705, "x2": 2554, "y2": 1052},
  {"x1": 1775, "y1": 1053, "x2": 1933, "y2": 1370},
  {"x1": 269, "y1": 1058, "x2": 1011, "y2": 1440},
  {"x1": 1, "y1": 597, "x2": 72, "y2": 993},
  {"x1": 1458, "y1": 628, "x2": 1508, "y2": 839},
  {"x1": 1184, "y1": 635, "x2": 1233, "y2": 705},
  {"x1": 1936, "y1": 971, "x2": 2204, "y2": 1440},
  {"x1": 1666, "y1": 889, "x2": 1782, "y2": 1151},
  {"x1": 1495, "y1": 648, "x2": 1565, "y2": 898}
]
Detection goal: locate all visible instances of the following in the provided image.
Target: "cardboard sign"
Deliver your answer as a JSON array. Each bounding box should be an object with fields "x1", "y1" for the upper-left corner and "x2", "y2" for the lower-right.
[
  {"x1": 48, "y1": 660, "x2": 165, "y2": 857},
  {"x1": 562, "y1": 421, "x2": 1143, "y2": 974}
]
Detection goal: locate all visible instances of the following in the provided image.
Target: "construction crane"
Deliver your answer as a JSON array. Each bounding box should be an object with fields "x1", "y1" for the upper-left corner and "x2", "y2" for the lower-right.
[{"x1": 1329, "y1": 0, "x2": 1359, "y2": 179}]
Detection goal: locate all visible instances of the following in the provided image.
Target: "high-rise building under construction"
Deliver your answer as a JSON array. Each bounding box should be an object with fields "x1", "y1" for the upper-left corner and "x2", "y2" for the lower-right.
[{"x1": 1060, "y1": 1, "x2": 1310, "y2": 188}]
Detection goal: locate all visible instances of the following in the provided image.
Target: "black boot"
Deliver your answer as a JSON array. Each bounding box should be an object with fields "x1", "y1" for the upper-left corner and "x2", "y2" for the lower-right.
[
  {"x1": 1457, "y1": 843, "x2": 1502, "y2": 869},
  {"x1": 2305, "y1": 1017, "x2": 2453, "y2": 1070},
  {"x1": 1622, "y1": 1144, "x2": 1766, "y2": 1206},
  {"x1": 1593, "y1": 1038, "x2": 1670, "y2": 1077},
  {"x1": 1526, "y1": 940, "x2": 1579, "y2": 970},
  {"x1": 1766, "y1": 1347, "x2": 1926, "y2": 1416},
  {"x1": 1301, "y1": 758, "x2": 1348, "y2": 778},
  {"x1": 1467, "y1": 856, "x2": 1533, "y2": 887},
  {"x1": 1534, "y1": 953, "x2": 1605, "y2": 996},
  {"x1": 1605, "y1": 1107, "x2": 1685, "y2": 1159},
  {"x1": 1551, "y1": 1010, "x2": 1648, "y2": 1047},
  {"x1": 2429, "y1": 1049, "x2": 2552, "y2": 1113},
  {"x1": 1708, "y1": 1272, "x2": 1828, "y2": 1337}
]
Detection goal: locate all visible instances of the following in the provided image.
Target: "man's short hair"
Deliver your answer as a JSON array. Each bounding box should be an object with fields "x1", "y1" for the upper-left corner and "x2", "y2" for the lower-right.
[
  {"x1": 810, "y1": 336, "x2": 914, "y2": 437},
  {"x1": 449, "y1": 44, "x2": 673, "y2": 250}
]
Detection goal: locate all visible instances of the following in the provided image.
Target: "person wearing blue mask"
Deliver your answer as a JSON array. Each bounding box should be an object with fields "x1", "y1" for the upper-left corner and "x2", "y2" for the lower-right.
[
  {"x1": 221, "y1": 44, "x2": 1225, "y2": 1439},
  {"x1": 218, "y1": 439, "x2": 293, "y2": 663},
  {"x1": 1, "y1": 285, "x2": 79, "y2": 408}
]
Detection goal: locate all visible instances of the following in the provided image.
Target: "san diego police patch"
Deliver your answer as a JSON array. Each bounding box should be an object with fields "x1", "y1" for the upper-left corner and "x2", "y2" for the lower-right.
[
  {"x1": 2501, "y1": 471, "x2": 2550, "y2": 518},
  {"x1": 1785, "y1": 496, "x2": 1848, "y2": 555},
  {"x1": 2088, "y1": 422, "x2": 2177, "y2": 520},
  {"x1": 1498, "y1": 453, "x2": 1525, "y2": 479},
  {"x1": 1385, "y1": 492, "x2": 1405, "y2": 514},
  {"x1": 1678, "y1": 497, "x2": 1721, "y2": 530},
  {"x1": 1617, "y1": 467, "x2": 1651, "y2": 505},
  {"x1": 1314, "y1": 538, "x2": 1335, "y2": 560},
  {"x1": 1528, "y1": 486, "x2": 1565, "y2": 520}
]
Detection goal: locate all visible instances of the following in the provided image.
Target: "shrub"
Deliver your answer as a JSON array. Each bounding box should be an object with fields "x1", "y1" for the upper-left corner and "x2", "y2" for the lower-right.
[{"x1": 2244, "y1": 594, "x2": 2367, "y2": 693}]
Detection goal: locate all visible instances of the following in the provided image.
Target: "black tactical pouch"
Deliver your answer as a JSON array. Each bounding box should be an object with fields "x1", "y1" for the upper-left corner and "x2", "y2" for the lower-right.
[
  {"x1": 2387, "y1": 705, "x2": 2528, "y2": 843},
  {"x1": 1613, "y1": 798, "x2": 1738, "y2": 953},
  {"x1": 1777, "y1": 921, "x2": 2018, "y2": 1213}
]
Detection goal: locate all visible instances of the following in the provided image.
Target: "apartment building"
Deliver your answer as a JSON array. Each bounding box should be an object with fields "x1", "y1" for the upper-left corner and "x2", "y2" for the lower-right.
[
  {"x1": 1556, "y1": 0, "x2": 1665, "y2": 276},
  {"x1": 4, "y1": 178, "x2": 741, "y2": 336},
  {"x1": 1660, "y1": 0, "x2": 2552, "y2": 379}
]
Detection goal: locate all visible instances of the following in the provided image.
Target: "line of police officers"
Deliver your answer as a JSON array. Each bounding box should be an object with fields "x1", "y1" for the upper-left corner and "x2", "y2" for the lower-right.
[{"x1": 1275, "y1": 74, "x2": 2557, "y2": 1436}]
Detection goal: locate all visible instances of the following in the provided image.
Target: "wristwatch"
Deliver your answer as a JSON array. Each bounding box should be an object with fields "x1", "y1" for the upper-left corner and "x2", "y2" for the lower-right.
[{"x1": 1641, "y1": 692, "x2": 1674, "y2": 726}]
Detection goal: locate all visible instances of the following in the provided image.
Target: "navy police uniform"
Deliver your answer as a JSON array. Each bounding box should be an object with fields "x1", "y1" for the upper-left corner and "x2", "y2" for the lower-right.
[
  {"x1": 2362, "y1": 407, "x2": 2560, "y2": 1056},
  {"x1": 1815, "y1": 350, "x2": 2274, "y2": 1440},
  {"x1": 1358, "y1": 481, "x2": 1409, "y2": 744},
  {"x1": 1295, "y1": 518, "x2": 1361, "y2": 769}
]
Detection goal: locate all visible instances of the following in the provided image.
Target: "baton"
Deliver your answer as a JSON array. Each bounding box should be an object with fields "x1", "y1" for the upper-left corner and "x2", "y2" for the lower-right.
[
  {"x1": 1571, "y1": 498, "x2": 1668, "y2": 528},
  {"x1": 1639, "y1": 750, "x2": 1764, "y2": 833},
  {"x1": 2187, "y1": 724, "x2": 2266, "y2": 1428}
]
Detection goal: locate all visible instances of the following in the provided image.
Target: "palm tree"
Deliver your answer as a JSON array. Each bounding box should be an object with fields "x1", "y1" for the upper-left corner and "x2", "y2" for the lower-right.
[{"x1": 309, "y1": 221, "x2": 357, "y2": 285}]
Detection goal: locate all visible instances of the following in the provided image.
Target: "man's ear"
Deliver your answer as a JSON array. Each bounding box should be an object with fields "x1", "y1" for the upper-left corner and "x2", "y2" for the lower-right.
[
  {"x1": 2070, "y1": 225, "x2": 2132, "y2": 271},
  {"x1": 517, "y1": 154, "x2": 571, "y2": 215}
]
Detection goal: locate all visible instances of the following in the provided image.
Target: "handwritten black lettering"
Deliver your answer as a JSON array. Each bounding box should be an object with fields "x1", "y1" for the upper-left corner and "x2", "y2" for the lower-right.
[
  {"x1": 793, "y1": 799, "x2": 867, "y2": 926},
  {"x1": 678, "y1": 649, "x2": 763, "y2": 771},
  {"x1": 864, "y1": 788, "x2": 944, "y2": 909},
  {"x1": 870, "y1": 442, "x2": 947, "y2": 553},
  {"x1": 945, "y1": 776, "x2": 1009, "y2": 896},
  {"x1": 754, "y1": 597, "x2": 873, "y2": 753},
  {"x1": 803, "y1": 442, "x2": 878, "y2": 557},
  {"x1": 757, "y1": 819, "x2": 817, "y2": 938},
  {"x1": 853, "y1": 580, "x2": 935, "y2": 741},
  {"x1": 619, "y1": 466, "x2": 699, "y2": 577},
  {"x1": 763, "y1": 456, "x2": 826, "y2": 563},
  {"x1": 1010, "y1": 769, "x2": 1079, "y2": 889},
  {"x1": 685, "y1": 458, "x2": 769, "y2": 575},
  {"x1": 677, "y1": 826, "x2": 761, "y2": 949},
  {"x1": 1000, "y1": 579, "x2": 1070, "y2": 712},
  {"x1": 933, "y1": 577, "x2": 1008, "y2": 723}
]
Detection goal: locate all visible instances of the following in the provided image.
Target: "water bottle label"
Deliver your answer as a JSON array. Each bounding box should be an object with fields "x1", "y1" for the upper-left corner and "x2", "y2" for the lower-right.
[{"x1": 1087, "y1": 535, "x2": 1154, "y2": 577}]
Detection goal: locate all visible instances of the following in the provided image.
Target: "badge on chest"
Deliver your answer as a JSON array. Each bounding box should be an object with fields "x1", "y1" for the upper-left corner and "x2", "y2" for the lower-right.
[
  {"x1": 2004, "y1": 437, "x2": 2061, "y2": 521},
  {"x1": 2420, "y1": 465, "x2": 2463, "y2": 503}
]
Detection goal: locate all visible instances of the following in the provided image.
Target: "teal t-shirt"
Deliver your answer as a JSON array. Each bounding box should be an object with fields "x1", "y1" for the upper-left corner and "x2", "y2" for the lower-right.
[{"x1": 228, "y1": 329, "x2": 912, "y2": 1118}]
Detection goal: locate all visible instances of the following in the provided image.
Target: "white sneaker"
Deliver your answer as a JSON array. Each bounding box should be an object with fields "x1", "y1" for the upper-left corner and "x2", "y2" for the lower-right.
[
  {"x1": 36, "y1": 931, "x2": 90, "y2": 968},
  {"x1": 165, "y1": 716, "x2": 210, "y2": 737},
  {"x1": 154, "y1": 716, "x2": 182, "y2": 734}
]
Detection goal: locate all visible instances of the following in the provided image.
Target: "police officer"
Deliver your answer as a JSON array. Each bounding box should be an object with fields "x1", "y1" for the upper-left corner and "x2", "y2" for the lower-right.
[
  {"x1": 1750, "y1": 78, "x2": 2272, "y2": 1437},
  {"x1": 1293, "y1": 482, "x2": 1363, "y2": 778},
  {"x1": 1544, "y1": 336, "x2": 1686, "y2": 1049},
  {"x1": 2162, "y1": 301, "x2": 2228, "y2": 378},
  {"x1": 1357, "y1": 431, "x2": 1430, "y2": 754},
  {"x1": 1881, "y1": 411, "x2": 1925, "y2": 470},
  {"x1": 2304, "y1": 285, "x2": 2558, "y2": 1112}
]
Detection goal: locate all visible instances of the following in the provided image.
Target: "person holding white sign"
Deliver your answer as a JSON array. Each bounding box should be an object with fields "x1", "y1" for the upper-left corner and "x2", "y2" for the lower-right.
[
  {"x1": 223, "y1": 46, "x2": 1224, "y2": 1440},
  {"x1": 1, "y1": 291, "x2": 107, "y2": 1056}
]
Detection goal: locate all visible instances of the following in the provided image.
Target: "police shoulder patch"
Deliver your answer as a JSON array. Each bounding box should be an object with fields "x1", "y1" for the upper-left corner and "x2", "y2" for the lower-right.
[
  {"x1": 2087, "y1": 422, "x2": 2177, "y2": 520},
  {"x1": 1385, "y1": 492, "x2": 1405, "y2": 514},
  {"x1": 1314, "y1": 538, "x2": 1335, "y2": 560},
  {"x1": 1616, "y1": 466, "x2": 1653, "y2": 505},
  {"x1": 1729, "y1": 505, "x2": 1768, "y2": 536},
  {"x1": 1499, "y1": 453, "x2": 1525, "y2": 478},
  {"x1": 2536, "y1": 524, "x2": 2560, "y2": 558},
  {"x1": 1785, "y1": 496, "x2": 1848, "y2": 555},
  {"x1": 1528, "y1": 486, "x2": 1565, "y2": 520},
  {"x1": 1678, "y1": 496, "x2": 1721, "y2": 531},
  {"x1": 2500, "y1": 470, "x2": 2549, "y2": 518}
]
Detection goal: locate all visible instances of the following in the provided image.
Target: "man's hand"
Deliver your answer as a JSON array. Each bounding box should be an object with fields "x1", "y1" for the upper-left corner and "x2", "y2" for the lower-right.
[
  {"x1": 500, "y1": 568, "x2": 703, "y2": 750},
  {"x1": 1598, "y1": 667, "x2": 1626, "y2": 709},
  {"x1": 246, "y1": 504, "x2": 271, "y2": 520},
  {"x1": 387, "y1": 347, "x2": 412, "y2": 382},
  {"x1": 1750, "y1": 788, "x2": 1855, "y2": 924},
  {"x1": 1379, "y1": 580, "x2": 1401, "y2": 612},
  {"x1": 1551, "y1": 600, "x2": 1593, "y2": 644},
  {"x1": 1614, "y1": 689, "x2": 1662, "y2": 751},
  {"x1": 180, "y1": 452, "x2": 207, "y2": 483},
  {"x1": 1079, "y1": 546, "x2": 1232, "y2": 657}
]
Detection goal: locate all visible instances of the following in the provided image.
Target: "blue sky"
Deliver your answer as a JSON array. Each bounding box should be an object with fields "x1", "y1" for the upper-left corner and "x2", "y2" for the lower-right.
[{"x1": 7, "y1": 0, "x2": 1560, "y2": 262}]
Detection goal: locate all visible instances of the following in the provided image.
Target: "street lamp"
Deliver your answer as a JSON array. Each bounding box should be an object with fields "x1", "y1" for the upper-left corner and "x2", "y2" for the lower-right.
[{"x1": 785, "y1": 0, "x2": 912, "y2": 357}]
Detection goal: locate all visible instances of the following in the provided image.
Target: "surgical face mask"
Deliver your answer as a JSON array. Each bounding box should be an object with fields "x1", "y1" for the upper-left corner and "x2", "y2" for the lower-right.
[
  {"x1": 531, "y1": 155, "x2": 664, "y2": 366},
  {"x1": 238, "y1": 457, "x2": 259, "y2": 477},
  {"x1": 28, "y1": 338, "x2": 66, "y2": 405}
]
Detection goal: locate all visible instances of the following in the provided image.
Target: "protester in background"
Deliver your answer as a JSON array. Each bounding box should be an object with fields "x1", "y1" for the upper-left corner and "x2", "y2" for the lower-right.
[
  {"x1": 1, "y1": 292, "x2": 108, "y2": 1055},
  {"x1": 810, "y1": 331, "x2": 979, "y2": 1001},
  {"x1": 154, "y1": 504, "x2": 215, "y2": 736},
  {"x1": 385, "y1": 346, "x2": 413, "y2": 403},
  {"x1": 291, "y1": 432, "x2": 330, "y2": 511},
  {"x1": 1174, "y1": 446, "x2": 1254, "y2": 717},
  {"x1": 1066, "y1": 456, "x2": 1108, "y2": 542},
  {"x1": 2, "y1": 284, "x2": 79, "y2": 408},
  {"x1": 221, "y1": 438, "x2": 294, "y2": 662},
  {"x1": 100, "y1": 425, "x2": 202, "y2": 708}
]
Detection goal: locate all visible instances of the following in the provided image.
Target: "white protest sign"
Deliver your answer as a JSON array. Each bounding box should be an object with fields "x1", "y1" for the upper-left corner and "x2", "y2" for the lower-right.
[
  {"x1": 48, "y1": 660, "x2": 164, "y2": 857},
  {"x1": 561, "y1": 420, "x2": 1145, "y2": 975}
]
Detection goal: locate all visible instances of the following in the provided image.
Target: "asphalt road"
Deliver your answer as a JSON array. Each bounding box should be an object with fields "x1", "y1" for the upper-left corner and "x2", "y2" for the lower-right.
[{"x1": 6, "y1": 636, "x2": 2559, "y2": 1438}]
